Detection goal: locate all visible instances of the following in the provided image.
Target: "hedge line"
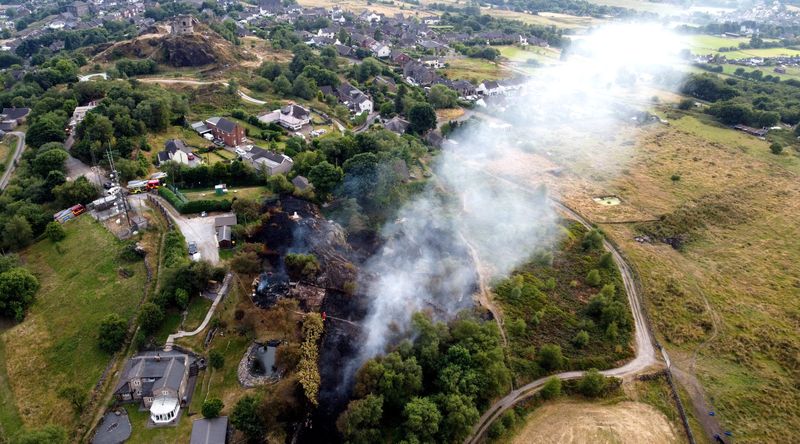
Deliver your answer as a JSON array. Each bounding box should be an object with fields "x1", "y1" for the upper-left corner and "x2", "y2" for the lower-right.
[{"x1": 158, "y1": 187, "x2": 233, "y2": 214}]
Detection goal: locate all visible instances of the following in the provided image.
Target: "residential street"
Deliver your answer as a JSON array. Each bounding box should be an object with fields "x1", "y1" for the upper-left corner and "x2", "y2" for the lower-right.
[{"x1": 0, "y1": 131, "x2": 26, "y2": 190}]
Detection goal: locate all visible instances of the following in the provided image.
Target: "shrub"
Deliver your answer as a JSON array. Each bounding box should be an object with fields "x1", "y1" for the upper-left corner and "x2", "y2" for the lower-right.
[
  {"x1": 138, "y1": 302, "x2": 164, "y2": 334},
  {"x1": 540, "y1": 377, "x2": 562, "y2": 400},
  {"x1": 581, "y1": 229, "x2": 604, "y2": 251},
  {"x1": 586, "y1": 269, "x2": 601, "y2": 287},
  {"x1": 573, "y1": 330, "x2": 590, "y2": 348},
  {"x1": 202, "y1": 398, "x2": 224, "y2": 418},
  {"x1": 537, "y1": 344, "x2": 564, "y2": 371},
  {"x1": 45, "y1": 221, "x2": 66, "y2": 242},
  {"x1": 770, "y1": 142, "x2": 783, "y2": 154},
  {"x1": 209, "y1": 349, "x2": 224, "y2": 369},
  {"x1": 578, "y1": 368, "x2": 608, "y2": 397}
]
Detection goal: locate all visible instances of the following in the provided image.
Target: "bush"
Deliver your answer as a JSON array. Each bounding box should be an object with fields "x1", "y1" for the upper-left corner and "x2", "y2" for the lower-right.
[
  {"x1": 677, "y1": 98, "x2": 694, "y2": 110},
  {"x1": 581, "y1": 229, "x2": 604, "y2": 251},
  {"x1": 202, "y1": 398, "x2": 224, "y2": 418},
  {"x1": 209, "y1": 349, "x2": 224, "y2": 369},
  {"x1": 138, "y1": 302, "x2": 164, "y2": 334},
  {"x1": 537, "y1": 344, "x2": 564, "y2": 371},
  {"x1": 770, "y1": 142, "x2": 783, "y2": 154},
  {"x1": 586, "y1": 269, "x2": 601, "y2": 287},
  {"x1": 540, "y1": 377, "x2": 562, "y2": 400},
  {"x1": 573, "y1": 330, "x2": 590, "y2": 348},
  {"x1": 98, "y1": 313, "x2": 128, "y2": 353},
  {"x1": 578, "y1": 368, "x2": 608, "y2": 397},
  {"x1": 45, "y1": 221, "x2": 66, "y2": 242}
]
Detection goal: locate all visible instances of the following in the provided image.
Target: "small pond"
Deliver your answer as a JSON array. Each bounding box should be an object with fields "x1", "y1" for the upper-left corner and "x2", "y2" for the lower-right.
[
  {"x1": 250, "y1": 343, "x2": 278, "y2": 378},
  {"x1": 593, "y1": 196, "x2": 621, "y2": 206}
]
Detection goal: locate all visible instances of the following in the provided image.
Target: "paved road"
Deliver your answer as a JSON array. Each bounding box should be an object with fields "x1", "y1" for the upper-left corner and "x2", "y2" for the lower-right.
[
  {"x1": 164, "y1": 272, "x2": 232, "y2": 350},
  {"x1": 462, "y1": 167, "x2": 660, "y2": 444},
  {"x1": 0, "y1": 131, "x2": 25, "y2": 190}
]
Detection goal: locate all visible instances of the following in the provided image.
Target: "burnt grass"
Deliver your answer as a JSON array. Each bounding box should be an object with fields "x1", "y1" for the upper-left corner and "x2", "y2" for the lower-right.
[{"x1": 494, "y1": 221, "x2": 633, "y2": 384}]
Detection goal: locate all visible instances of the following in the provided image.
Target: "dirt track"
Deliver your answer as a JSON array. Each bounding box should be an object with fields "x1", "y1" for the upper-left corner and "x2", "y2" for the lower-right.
[{"x1": 512, "y1": 400, "x2": 679, "y2": 444}]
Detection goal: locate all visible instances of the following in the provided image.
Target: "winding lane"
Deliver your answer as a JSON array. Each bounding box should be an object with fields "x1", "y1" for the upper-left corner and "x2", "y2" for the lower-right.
[
  {"x1": 461, "y1": 166, "x2": 661, "y2": 444},
  {"x1": 0, "y1": 131, "x2": 26, "y2": 190}
]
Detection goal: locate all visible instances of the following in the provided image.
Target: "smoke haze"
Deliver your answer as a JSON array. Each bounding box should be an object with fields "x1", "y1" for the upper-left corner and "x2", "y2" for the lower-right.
[{"x1": 355, "y1": 23, "x2": 685, "y2": 365}]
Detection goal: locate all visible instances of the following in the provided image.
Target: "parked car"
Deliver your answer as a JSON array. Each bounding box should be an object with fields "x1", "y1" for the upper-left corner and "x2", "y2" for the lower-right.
[
  {"x1": 188, "y1": 241, "x2": 198, "y2": 255},
  {"x1": 105, "y1": 186, "x2": 121, "y2": 196},
  {"x1": 103, "y1": 181, "x2": 114, "y2": 189}
]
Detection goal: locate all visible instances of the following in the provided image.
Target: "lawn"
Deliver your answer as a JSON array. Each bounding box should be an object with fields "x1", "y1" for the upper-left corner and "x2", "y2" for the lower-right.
[
  {"x1": 182, "y1": 185, "x2": 272, "y2": 202},
  {"x1": 0, "y1": 216, "x2": 147, "y2": 435},
  {"x1": 497, "y1": 45, "x2": 560, "y2": 64},
  {"x1": 442, "y1": 58, "x2": 510, "y2": 84}
]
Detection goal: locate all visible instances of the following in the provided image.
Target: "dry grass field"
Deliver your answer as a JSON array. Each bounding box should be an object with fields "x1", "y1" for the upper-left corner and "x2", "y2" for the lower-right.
[
  {"x1": 481, "y1": 109, "x2": 800, "y2": 441},
  {"x1": 512, "y1": 400, "x2": 679, "y2": 444}
]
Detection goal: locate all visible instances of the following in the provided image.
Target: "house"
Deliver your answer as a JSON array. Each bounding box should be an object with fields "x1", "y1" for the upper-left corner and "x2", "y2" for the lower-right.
[
  {"x1": 241, "y1": 147, "x2": 294, "y2": 175},
  {"x1": 418, "y1": 39, "x2": 449, "y2": 55},
  {"x1": 113, "y1": 351, "x2": 195, "y2": 426},
  {"x1": 336, "y1": 83, "x2": 373, "y2": 115},
  {"x1": 477, "y1": 80, "x2": 503, "y2": 96},
  {"x1": 157, "y1": 139, "x2": 194, "y2": 166},
  {"x1": 374, "y1": 75, "x2": 397, "y2": 93},
  {"x1": 450, "y1": 80, "x2": 476, "y2": 97},
  {"x1": 66, "y1": 1, "x2": 89, "y2": 17},
  {"x1": 292, "y1": 175, "x2": 312, "y2": 191},
  {"x1": 334, "y1": 44, "x2": 354, "y2": 58},
  {"x1": 190, "y1": 417, "x2": 228, "y2": 444},
  {"x1": 0, "y1": 107, "x2": 30, "y2": 131},
  {"x1": 370, "y1": 42, "x2": 391, "y2": 58},
  {"x1": 206, "y1": 117, "x2": 245, "y2": 147},
  {"x1": 383, "y1": 116, "x2": 409, "y2": 134},
  {"x1": 68, "y1": 104, "x2": 96, "y2": 132},
  {"x1": 258, "y1": 104, "x2": 311, "y2": 131},
  {"x1": 390, "y1": 50, "x2": 412, "y2": 67},
  {"x1": 403, "y1": 62, "x2": 438, "y2": 86},
  {"x1": 420, "y1": 56, "x2": 444, "y2": 69},
  {"x1": 733, "y1": 124, "x2": 768, "y2": 138}
]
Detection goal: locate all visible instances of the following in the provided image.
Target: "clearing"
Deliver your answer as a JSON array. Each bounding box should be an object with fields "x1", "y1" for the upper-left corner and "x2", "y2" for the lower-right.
[
  {"x1": 686, "y1": 34, "x2": 800, "y2": 58},
  {"x1": 182, "y1": 185, "x2": 271, "y2": 203},
  {"x1": 0, "y1": 216, "x2": 147, "y2": 435},
  {"x1": 512, "y1": 400, "x2": 679, "y2": 444}
]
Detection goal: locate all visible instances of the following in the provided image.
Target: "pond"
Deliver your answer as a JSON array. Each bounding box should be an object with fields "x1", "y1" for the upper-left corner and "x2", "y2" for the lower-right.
[
  {"x1": 593, "y1": 196, "x2": 621, "y2": 206},
  {"x1": 250, "y1": 343, "x2": 279, "y2": 378}
]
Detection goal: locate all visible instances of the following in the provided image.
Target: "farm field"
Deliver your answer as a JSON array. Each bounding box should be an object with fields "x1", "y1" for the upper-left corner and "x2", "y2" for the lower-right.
[
  {"x1": 686, "y1": 34, "x2": 800, "y2": 58},
  {"x1": 0, "y1": 216, "x2": 147, "y2": 436},
  {"x1": 586, "y1": 0, "x2": 685, "y2": 14},
  {"x1": 442, "y1": 58, "x2": 510, "y2": 83}
]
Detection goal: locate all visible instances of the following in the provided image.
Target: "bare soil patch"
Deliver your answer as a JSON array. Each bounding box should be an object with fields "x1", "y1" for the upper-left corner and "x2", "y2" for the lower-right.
[{"x1": 512, "y1": 400, "x2": 679, "y2": 444}]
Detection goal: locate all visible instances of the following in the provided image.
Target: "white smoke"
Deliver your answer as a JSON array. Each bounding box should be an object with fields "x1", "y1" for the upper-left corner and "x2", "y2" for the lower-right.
[{"x1": 355, "y1": 23, "x2": 685, "y2": 363}]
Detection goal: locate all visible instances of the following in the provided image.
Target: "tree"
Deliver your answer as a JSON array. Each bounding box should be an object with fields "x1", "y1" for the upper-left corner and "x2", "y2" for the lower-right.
[
  {"x1": 27, "y1": 113, "x2": 67, "y2": 148},
  {"x1": 230, "y1": 395, "x2": 266, "y2": 442},
  {"x1": 408, "y1": 102, "x2": 437, "y2": 134},
  {"x1": 231, "y1": 198, "x2": 261, "y2": 223},
  {"x1": 31, "y1": 148, "x2": 67, "y2": 177},
  {"x1": 578, "y1": 368, "x2": 608, "y2": 397},
  {"x1": 53, "y1": 176, "x2": 98, "y2": 207},
  {"x1": 174, "y1": 288, "x2": 189, "y2": 309},
  {"x1": 292, "y1": 75, "x2": 318, "y2": 100},
  {"x1": 537, "y1": 344, "x2": 564, "y2": 371},
  {"x1": 403, "y1": 397, "x2": 442, "y2": 442},
  {"x1": 337, "y1": 394, "x2": 384, "y2": 444},
  {"x1": 58, "y1": 385, "x2": 87, "y2": 413},
  {"x1": 677, "y1": 98, "x2": 694, "y2": 110},
  {"x1": 598, "y1": 252, "x2": 613, "y2": 269},
  {"x1": 436, "y1": 393, "x2": 479, "y2": 443},
  {"x1": 308, "y1": 161, "x2": 343, "y2": 198},
  {"x1": 98, "y1": 313, "x2": 127, "y2": 353},
  {"x1": 573, "y1": 330, "x2": 590, "y2": 348},
  {"x1": 272, "y1": 75, "x2": 292, "y2": 95},
  {"x1": 0, "y1": 267, "x2": 39, "y2": 320},
  {"x1": 0, "y1": 254, "x2": 20, "y2": 274},
  {"x1": 3, "y1": 215, "x2": 33, "y2": 251},
  {"x1": 137, "y1": 302, "x2": 164, "y2": 334},
  {"x1": 45, "y1": 221, "x2": 66, "y2": 242},
  {"x1": 586, "y1": 269, "x2": 601, "y2": 287},
  {"x1": 428, "y1": 84, "x2": 459, "y2": 109},
  {"x1": 770, "y1": 142, "x2": 783, "y2": 155},
  {"x1": 209, "y1": 349, "x2": 224, "y2": 369},
  {"x1": 540, "y1": 377, "x2": 562, "y2": 400},
  {"x1": 202, "y1": 398, "x2": 224, "y2": 418},
  {"x1": 231, "y1": 250, "x2": 261, "y2": 275}
]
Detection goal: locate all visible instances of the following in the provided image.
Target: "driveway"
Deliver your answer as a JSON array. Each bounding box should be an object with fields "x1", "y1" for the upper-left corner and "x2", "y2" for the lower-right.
[
  {"x1": 65, "y1": 154, "x2": 104, "y2": 186},
  {"x1": 133, "y1": 194, "x2": 227, "y2": 265}
]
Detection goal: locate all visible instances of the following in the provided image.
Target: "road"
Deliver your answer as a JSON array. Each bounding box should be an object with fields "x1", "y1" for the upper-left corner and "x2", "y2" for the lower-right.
[
  {"x1": 462, "y1": 167, "x2": 660, "y2": 444},
  {"x1": 0, "y1": 131, "x2": 25, "y2": 190}
]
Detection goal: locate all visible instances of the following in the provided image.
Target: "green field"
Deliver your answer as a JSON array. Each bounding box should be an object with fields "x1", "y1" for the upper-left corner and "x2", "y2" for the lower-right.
[
  {"x1": 442, "y1": 58, "x2": 510, "y2": 84},
  {"x1": 687, "y1": 34, "x2": 800, "y2": 58},
  {"x1": 182, "y1": 185, "x2": 271, "y2": 202},
  {"x1": 0, "y1": 216, "x2": 147, "y2": 436},
  {"x1": 497, "y1": 45, "x2": 560, "y2": 64},
  {"x1": 0, "y1": 135, "x2": 15, "y2": 173}
]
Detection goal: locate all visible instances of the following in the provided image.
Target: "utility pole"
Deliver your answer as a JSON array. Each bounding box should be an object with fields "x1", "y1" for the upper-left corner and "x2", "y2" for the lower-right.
[{"x1": 106, "y1": 148, "x2": 132, "y2": 227}]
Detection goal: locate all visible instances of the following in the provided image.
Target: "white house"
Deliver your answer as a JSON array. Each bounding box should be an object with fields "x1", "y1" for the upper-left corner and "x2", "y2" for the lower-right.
[
  {"x1": 258, "y1": 103, "x2": 311, "y2": 131},
  {"x1": 477, "y1": 80, "x2": 503, "y2": 96},
  {"x1": 370, "y1": 42, "x2": 391, "y2": 58}
]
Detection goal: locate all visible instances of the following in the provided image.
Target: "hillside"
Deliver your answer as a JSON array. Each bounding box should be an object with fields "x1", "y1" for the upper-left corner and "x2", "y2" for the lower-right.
[{"x1": 93, "y1": 24, "x2": 249, "y2": 68}]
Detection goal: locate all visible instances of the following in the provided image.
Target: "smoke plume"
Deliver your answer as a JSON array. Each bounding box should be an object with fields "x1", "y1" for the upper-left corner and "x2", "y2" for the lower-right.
[{"x1": 354, "y1": 23, "x2": 685, "y2": 365}]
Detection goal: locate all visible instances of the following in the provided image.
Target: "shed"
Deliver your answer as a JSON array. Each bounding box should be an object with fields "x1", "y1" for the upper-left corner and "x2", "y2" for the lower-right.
[
  {"x1": 190, "y1": 416, "x2": 228, "y2": 444},
  {"x1": 216, "y1": 225, "x2": 232, "y2": 249}
]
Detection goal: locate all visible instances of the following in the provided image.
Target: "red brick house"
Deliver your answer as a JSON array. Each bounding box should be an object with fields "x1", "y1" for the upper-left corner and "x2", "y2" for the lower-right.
[{"x1": 206, "y1": 117, "x2": 245, "y2": 147}]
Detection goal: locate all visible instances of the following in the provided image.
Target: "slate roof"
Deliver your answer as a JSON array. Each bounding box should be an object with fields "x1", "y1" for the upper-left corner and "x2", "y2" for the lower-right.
[
  {"x1": 1, "y1": 107, "x2": 30, "y2": 120},
  {"x1": 214, "y1": 215, "x2": 237, "y2": 227},
  {"x1": 292, "y1": 175, "x2": 311, "y2": 190},
  {"x1": 114, "y1": 351, "x2": 188, "y2": 397},
  {"x1": 165, "y1": 139, "x2": 190, "y2": 154},
  {"x1": 215, "y1": 117, "x2": 238, "y2": 134},
  {"x1": 190, "y1": 417, "x2": 228, "y2": 444}
]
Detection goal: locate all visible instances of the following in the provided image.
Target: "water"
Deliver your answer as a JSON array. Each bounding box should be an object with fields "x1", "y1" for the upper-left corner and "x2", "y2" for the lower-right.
[{"x1": 250, "y1": 344, "x2": 278, "y2": 377}]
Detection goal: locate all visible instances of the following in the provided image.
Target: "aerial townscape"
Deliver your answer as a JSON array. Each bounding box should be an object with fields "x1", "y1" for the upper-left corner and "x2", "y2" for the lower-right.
[{"x1": 0, "y1": 0, "x2": 798, "y2": 443}]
